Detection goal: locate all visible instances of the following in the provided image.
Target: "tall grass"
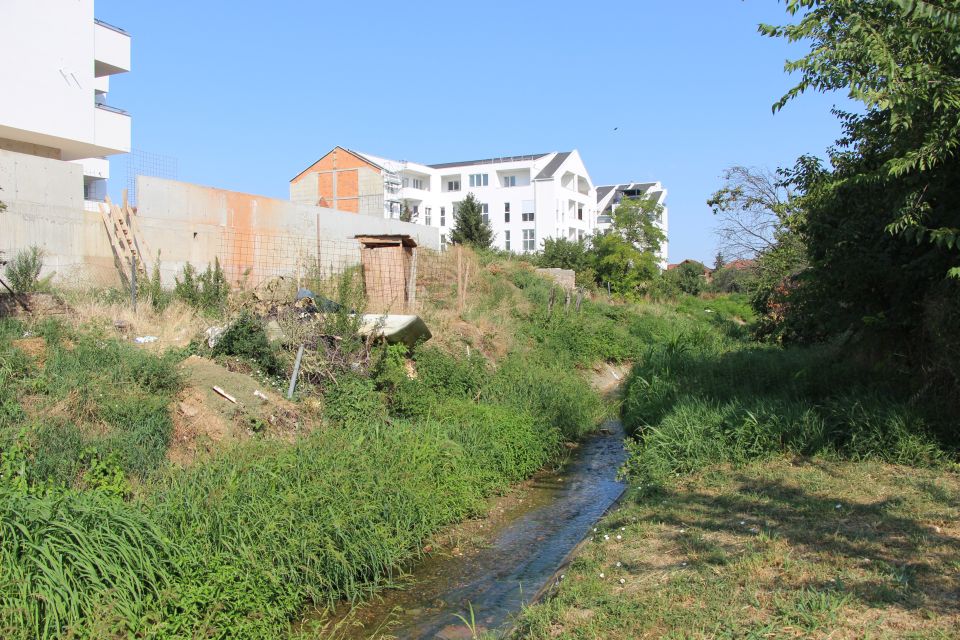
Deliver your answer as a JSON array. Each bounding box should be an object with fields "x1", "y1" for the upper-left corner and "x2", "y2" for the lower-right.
[
  {"x1": 621, "y1": 313, "x2": 950, "y2": 489},
  {"x1": 0, "y1": 487, "x2": 173, "y2": 640},
  {"x1": 0, "y1": 320, "x2": 181, "y2": 487}
]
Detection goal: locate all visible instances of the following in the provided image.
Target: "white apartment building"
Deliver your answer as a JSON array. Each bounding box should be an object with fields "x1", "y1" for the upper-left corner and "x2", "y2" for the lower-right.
[
  {"x1": 291, "y1": 149, "x2": 599, "y2": 254},
  {"x1": 596, "y1": 182, "x2": 669, "y2": 267},
  {"x1": 0, "y1": 0, "x2": 131, "y2": 205}
]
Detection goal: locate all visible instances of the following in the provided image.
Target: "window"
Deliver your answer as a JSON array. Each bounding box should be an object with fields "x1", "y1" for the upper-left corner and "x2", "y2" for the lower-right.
[
  {"x1": 447, "y1": 180, "x2": 460, "y2": 192},
  {"x1": 411, "y1": 178, "x2": 423, "y2": 190},
  {"x1": 577, "y1": 206, "x2": 583, "y2": 220},
  {"x1": 402, "y1": 177, "x2": 409, "y2": 188},
  {"x1": 522, "y1": 229, "x2": 536, "y2": 252},
  {"x1": 441, "y1": 234, "x2": 448, "y2": 251},
  {"x1": 469, "y1": 173, "x2": 488, "y2": 188},
  {"x1": 522, "y1": 200, "x2": 535, "y2": 222},
  {"x1": 503, "y1": 175, "x2": 517, "y2": 187},
  {"x1": 504, "y1": 202, "x2": 511, "y2": 223},
  {"x1": 504, "y1": 230, "x2": 511, "y2": 252},
  {"x1": 424, "y1": 207, "x2": 432, "y2": 226},
  {"x1": 440, "y1": 207, "x2": 446, "y2": 226},
  {"x1": 412, "y1": 205, "x2": 419, "y2": 215}
]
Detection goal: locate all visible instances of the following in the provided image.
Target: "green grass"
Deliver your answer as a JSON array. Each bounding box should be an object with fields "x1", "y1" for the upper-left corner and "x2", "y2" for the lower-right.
[
  {"x1": 513, "y1": 459, "x2": 960, "y2": 639},
  {"x1": 0, "y1": 318, "x2": 181, "y2": 487},
  {"x1": 619, "y1": 317, "x2": 950, "y2": 491}
]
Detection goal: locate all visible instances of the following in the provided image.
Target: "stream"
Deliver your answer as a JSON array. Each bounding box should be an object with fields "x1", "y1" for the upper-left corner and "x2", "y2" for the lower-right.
[{"x1": 311, "y1": 419, "x2": 627, "y2": 639}]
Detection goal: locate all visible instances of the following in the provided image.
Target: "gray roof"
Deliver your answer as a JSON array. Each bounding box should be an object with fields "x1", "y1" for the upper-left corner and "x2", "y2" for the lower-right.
[
  {"x1": 533, "y1": 151, "x2": 571, "y2": 180},
  {"x1": 596, "y1": 185, "x2": 614, "y2": 202},
  {"x1": 428, "y1": 153, "x2": 550, "y2": 170}
]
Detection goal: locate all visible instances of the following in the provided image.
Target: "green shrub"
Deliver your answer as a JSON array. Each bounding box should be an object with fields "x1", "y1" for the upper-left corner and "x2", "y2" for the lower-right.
[
  {"x1": 4, "y1": 247, "x2": 49, "y2": 294},
  {"x1": 322, "y1": 372, "x2": 387, "y2": 426},
  {"x1": 173, "y1": 259, "x2": 229, "y2": 315},
  {"x1": 620, "y1": 316, "x2": 950, "y2": 491},
  {"x1": 414, "y1": 345, "x2": 487, "y2": 399},
  {"x1": 212, "y1": 311, "x2": 282, "y2": 375}
]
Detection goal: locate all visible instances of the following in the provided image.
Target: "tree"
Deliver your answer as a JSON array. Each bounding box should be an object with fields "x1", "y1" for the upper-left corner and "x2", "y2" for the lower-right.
[
  {"x1": 589, "y1": 196, "x2": 665, "y2": 296},
  {"x1": 537, "y1": 237, "x2": 591, "y2": 271},
  {"x1": 708, "y1": 166, "x2": 796, "y2": 260},
  {"x1": 609, "y1": 196, "x2": 665, "y2": 254},
  {"x1": 449, "y1": 193, "x2": 493, "y2": 249},
  {"x1": 758, "y1": 0, "x2": 960, "y2": 365},
  {"x1": 713, "y1": 251, "x2": 726, "y2": 271},
  {"x1": 667, "y1": 260, "x2": 707, "y2": 296},
  {"x1": 762, "y1": 0, "x2": 960, "y2": 278}
]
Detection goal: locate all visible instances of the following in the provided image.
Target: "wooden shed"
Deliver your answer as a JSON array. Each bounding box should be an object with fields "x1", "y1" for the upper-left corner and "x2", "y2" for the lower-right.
[{"x1": 356, "y1": 235, "x2": 418, "y2": 313}]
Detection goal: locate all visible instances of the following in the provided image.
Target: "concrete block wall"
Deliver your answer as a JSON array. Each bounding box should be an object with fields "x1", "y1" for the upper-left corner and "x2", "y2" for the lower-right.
[{"x1": 0, "y1": 149, "x2": 119, "y2": 286}]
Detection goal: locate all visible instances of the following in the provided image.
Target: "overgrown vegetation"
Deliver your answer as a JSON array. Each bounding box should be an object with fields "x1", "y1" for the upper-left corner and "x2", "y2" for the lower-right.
[
  {"x1": 710, "y1": 2, "x2": 960, "y2": 412},
  {"x1": 0, "y1": 252, "x2": 639, "y2": 638},
  {"x1": 536, "y1": 195, "x2": 666, "y2": 296}
]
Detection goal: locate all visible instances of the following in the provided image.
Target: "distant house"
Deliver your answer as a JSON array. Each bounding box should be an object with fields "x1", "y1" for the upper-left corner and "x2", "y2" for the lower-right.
[{"x1": 723, "y1": 258, "x2": 757, "y2": 271}]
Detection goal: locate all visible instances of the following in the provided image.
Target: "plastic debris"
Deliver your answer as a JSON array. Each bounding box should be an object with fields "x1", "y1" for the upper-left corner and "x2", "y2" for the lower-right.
[
  {"x1": 253, "y1": 390, "x2": 269, "y2": 401},
  {"x1": 134, "y1": 335, "x2": 158, "y2": 344},
  {"x1": 206, "y1": 325, "x2": 227, "y2": 348}
]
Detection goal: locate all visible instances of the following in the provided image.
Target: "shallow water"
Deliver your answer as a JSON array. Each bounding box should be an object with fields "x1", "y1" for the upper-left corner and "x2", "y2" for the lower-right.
[{"x1": 314, "y1": 419, "x2": 627, "y2": 639}]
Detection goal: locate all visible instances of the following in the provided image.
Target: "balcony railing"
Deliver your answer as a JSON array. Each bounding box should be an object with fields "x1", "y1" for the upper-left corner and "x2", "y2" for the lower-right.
[
  {"x1": 94, "y1": 18, "x2": 130, "y2": 35},
  {"x1": 95, "y1": 103, "x2": 129, "y2": 116}
]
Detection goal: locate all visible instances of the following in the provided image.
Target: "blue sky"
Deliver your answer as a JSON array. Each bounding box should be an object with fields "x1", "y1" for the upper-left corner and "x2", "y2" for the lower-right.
[{"x1": 97, "y1": 0, "x2": 847, "y2": 264}]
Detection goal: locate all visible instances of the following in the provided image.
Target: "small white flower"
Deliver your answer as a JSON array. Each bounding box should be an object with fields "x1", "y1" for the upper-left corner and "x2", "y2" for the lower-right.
[
  {"x1": 616, "y1": 561, "x2": 622, "y2": 567},
  {"x1": 619, "y1": 578, "x2": 626, "y2": 584},
  {"x1": 560, "y1": 574, "x2": 565, "y2": 580},
  {"x1": 604, "y1": 534, "x2": 610, "y2": 540},
  {"x1": 616, "y1": 535, "x2": 622, "y2": 540},
  {"x1": 835, "y1": 504, "x2": 842, "y2": 509},
  {"x1": 620, "y1": 527, "x2": 625, "y2": 531},
  {"x1": 739, "y1": 521, "x2": 746, "y2": 526},
  {"x1": 599, "y1": 572, "x2": 605, "y2": 578},
  {"x1": 681, "y1": 562, "x2": 687, "y2": 566},
  {"x1": 679, "y1": 528, "x2": 686, "y2": 534}
]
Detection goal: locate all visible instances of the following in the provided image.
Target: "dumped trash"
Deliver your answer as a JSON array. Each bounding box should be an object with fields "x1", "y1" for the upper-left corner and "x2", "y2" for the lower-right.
[
  {"x1": 212, "y1": 386, "x2": 237, "y2": 404},
  {"x1": 134, "y1": 335, "x2": 158, "y2": 344},
  {"x1": 292, "y1": 288, "x2": 431, "y2": 349},
  {"x1": 205, "y1": 325, "x2": 227, "y2": 348}
]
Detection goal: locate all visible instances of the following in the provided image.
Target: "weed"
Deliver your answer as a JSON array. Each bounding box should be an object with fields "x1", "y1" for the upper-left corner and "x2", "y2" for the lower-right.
[
  {"x1": 4, "y1": 246, "x2": 50, "y2": 294},
  {"x1": 212, "y1": 311, "x2": 282, "y2": 375}
]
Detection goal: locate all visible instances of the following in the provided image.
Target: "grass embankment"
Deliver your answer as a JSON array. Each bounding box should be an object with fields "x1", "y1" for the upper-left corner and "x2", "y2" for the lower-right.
[
  {"x1": 515, "y1": 297, "x2": 959, "y2": 639},
  {"x1": 0, "y1": 257, "x2": 647, "y2": 639}
]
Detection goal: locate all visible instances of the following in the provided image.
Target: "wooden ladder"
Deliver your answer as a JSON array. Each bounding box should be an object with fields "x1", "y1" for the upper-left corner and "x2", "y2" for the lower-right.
[{"x1": 99, "y1": 190, "x2": 152, "y2": 284}]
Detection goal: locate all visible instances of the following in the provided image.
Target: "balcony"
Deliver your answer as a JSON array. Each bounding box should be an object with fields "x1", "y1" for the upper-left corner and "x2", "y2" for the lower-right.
[
  {"x1": 94, "y1": 104, "x2": 131, "y2": 154},
  {"x1": 94, "y1": 19, "x2": 131, "y2": 77}
]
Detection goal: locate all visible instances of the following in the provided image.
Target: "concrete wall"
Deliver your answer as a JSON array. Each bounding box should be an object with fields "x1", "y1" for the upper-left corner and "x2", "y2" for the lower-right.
[
  {"x1": 0, "y1": 149, "x2": 118, "y2": 285},
  {"x1": 1, "y1": 151, "x2": 440, "y2": 291},
  {"x1": 135, "y1": 177, "x2": 440, "y2": 286}
]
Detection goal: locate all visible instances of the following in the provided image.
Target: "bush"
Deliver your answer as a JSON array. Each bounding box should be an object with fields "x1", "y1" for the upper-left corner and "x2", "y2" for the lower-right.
[
  {"x1": 322, "y1": 372, "x2": 387, "y2": 426},
  {"x1": 212, "y1": 311, "x2": 282, "y2": 375},
  {"x1": 4, "y1": 247, "x2": 48, "y2": 294},
  {"x1": 173, "y1": 259, "x2": 229, "y2": 315}
]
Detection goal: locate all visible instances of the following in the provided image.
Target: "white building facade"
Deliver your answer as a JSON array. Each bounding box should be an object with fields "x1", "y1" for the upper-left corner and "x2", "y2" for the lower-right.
[
  {"x1": 0, "y1": 0, "x2": 131, "y2": 205},
  {"x1": 294, "y1": 150, "x2": 599, "y2": 254}
]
